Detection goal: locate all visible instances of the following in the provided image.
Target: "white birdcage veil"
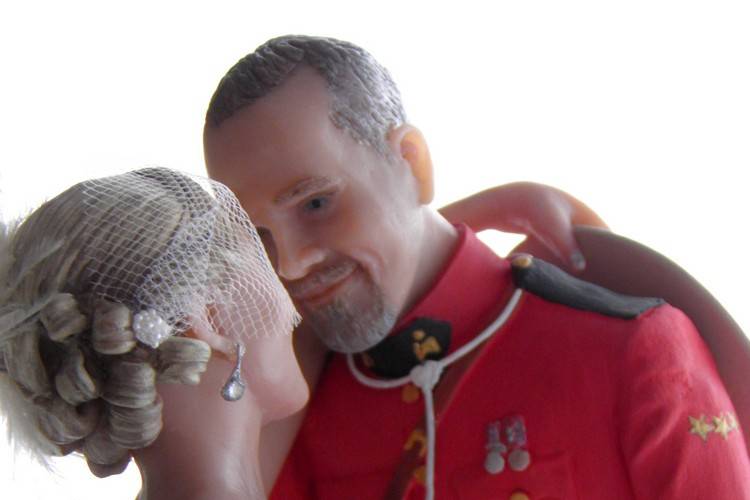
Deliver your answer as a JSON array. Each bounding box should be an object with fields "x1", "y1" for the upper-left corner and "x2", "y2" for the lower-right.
[
  {"x1": 76, "y1": 167, "x2": 299, "y2": 346},
  {"x1": 0, "y1": 167, "x2": 300, "y2": 470}
]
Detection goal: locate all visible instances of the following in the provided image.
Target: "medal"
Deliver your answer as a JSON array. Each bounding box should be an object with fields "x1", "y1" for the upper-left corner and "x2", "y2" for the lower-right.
[
  {"x1": 484, "y1": 421, "x2": 508, "y2": 474},
  {"x1": 503, "y1": 415, "x2": 531, "y2": 472},
  {"x1": 483, "y1": 415, "x2": 532, "y2": 475}
]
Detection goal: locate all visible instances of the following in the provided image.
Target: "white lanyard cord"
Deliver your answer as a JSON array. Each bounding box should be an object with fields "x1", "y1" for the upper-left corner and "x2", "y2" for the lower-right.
[{"x1": 346, "y1": 288, "x2": 524, "y2": 500}]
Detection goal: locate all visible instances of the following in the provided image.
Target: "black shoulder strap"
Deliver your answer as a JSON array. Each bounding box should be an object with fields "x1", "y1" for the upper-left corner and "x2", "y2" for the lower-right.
[{"x1": 511, "y1": 255, "x2": 664, "y2": 319}]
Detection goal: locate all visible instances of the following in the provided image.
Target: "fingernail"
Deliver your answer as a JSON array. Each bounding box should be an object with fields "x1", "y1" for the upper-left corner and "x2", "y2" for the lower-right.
[{"x1": 571, "y1": 251, "x2": 586, "y2": 271}]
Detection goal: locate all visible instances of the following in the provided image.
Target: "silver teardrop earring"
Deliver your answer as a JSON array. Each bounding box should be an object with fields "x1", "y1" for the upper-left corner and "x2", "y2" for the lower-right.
[{"x1": 221, "y1": 343, "x2": 246, "y2": 401}]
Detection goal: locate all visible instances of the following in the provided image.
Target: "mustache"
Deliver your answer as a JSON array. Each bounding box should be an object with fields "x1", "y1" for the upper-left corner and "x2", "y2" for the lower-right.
[{"x1": 285, "y1": 260, "x2": 357, "y2": 300}]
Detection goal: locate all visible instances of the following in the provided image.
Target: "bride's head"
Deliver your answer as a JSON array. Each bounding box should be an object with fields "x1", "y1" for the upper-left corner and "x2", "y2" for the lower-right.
[{"x1": 0, "y1": 168, "x2": 307, "y2": 476}]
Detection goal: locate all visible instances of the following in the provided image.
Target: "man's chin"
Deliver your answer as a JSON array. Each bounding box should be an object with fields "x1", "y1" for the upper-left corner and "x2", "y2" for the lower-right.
[
  {"x1": 299, "y1": 273, "x2": 398, "y2": 354},
  {"x1": 305, "y1": 305, "x2": 397, "y2": 354},
  {"x1": 321, "y1": 331, "x2": 387, "y2": 354}
]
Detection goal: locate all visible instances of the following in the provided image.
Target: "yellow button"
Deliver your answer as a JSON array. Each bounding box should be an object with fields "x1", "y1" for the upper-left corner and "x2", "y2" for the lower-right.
[
  {"x1": 509, "y1": 491, "x2": 530, "y2": 500},
  {"x1": 511, "y1": 254, "x2": 534, "y2": 269},
  {"x1": 402, "y1": 383, "x2": 421, "y2": 403}
]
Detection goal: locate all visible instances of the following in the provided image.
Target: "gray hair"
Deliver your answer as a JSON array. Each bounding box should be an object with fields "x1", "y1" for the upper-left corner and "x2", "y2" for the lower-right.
[{"x1": 205, "y1": 35, "x2": 407, "y2": 159}]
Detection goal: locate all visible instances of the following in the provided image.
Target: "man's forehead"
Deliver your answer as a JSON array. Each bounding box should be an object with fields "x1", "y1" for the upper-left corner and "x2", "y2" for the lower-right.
[
  {"x1": 208, "y1": 82, "x2": 342, "y2": 162},
  {"x1": 220, "y1": 67, "x2": 329, "y2": 130}
]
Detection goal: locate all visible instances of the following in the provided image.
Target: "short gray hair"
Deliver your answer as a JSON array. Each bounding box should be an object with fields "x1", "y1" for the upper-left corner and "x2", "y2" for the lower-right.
[{"x1": 205, "y1": 35, "x2": 407, "y2": 158}]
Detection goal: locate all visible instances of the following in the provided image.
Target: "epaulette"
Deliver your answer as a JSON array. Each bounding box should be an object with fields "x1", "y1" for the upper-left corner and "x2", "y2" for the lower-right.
[{"x1": 510, "y1": 255, "x2": 664, "y2": 319}]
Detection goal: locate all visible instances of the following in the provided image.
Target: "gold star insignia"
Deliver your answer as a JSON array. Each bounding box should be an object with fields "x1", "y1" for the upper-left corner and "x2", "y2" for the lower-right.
[
  {"x1": 689, "y1": 415, "x2": 714, "y2": 441},
  {"x1": 726, "y1": 412, "x2": 739, "y2": 431},
  {"x1": 713, "y1": 415, "x2": 732, "y2": 440},
  {"x1": 413, "y1": 336, "x2": 441, "y2": 361}
]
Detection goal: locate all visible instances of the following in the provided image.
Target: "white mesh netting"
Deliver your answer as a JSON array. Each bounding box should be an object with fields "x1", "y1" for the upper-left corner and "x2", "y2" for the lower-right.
[
  {"x1": 78, "y1": 167, "x2": 300, "y2": 346},
  {"x1": 0, "y1": 167, "x2": 299, "y2": 348}
]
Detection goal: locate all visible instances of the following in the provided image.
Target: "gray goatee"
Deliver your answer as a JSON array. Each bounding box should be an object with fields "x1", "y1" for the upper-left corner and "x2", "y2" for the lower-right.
[{"x1": 305, "y1": 291, "x2": 397, "y2": 354}]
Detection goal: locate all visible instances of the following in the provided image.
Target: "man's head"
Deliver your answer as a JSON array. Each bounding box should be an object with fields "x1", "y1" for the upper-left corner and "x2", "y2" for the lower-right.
[
  {"x1": 204, "y1": 36, "x2": 454, "y2": 354},
  {"x1": 206, "y1": 35, "x2": 406, "y2": 160}
]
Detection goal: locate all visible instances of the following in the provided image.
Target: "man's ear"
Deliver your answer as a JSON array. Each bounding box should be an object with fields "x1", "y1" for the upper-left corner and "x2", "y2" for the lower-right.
[{"x1": 388, "y1": 124, "x2": 434, "y2": 205}]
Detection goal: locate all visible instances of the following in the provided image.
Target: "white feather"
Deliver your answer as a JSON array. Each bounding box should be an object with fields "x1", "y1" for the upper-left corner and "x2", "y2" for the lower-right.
[
  {"x1": 0, "y1": 373, "x2": 58, "y2": 468},
  {"x1": 4, "y1": 237, "x2": 63, "y2": 302},
  {"x1": 0, "y1": 219, "x2": 58, "y2": 465},
  {"x1": 0, "y1": 219, "x2": 59, "y2": 341},
  {"x1": 0, "y1": 218, "x2": 18, "y2": 301}
]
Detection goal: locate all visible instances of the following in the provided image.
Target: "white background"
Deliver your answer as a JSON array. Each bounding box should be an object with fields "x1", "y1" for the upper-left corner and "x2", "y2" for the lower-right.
[{"x1": 1, "y1": 1, "x2": 748, "y2": 498}]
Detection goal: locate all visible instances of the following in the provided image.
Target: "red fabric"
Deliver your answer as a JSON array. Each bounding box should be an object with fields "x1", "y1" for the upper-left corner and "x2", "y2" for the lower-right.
[
  {"x1": 271, "y1": 227, "x2": 750, "y2": 499},
  {"x1": 573, "y1": 225, "x2": 750, "y2": 459}
]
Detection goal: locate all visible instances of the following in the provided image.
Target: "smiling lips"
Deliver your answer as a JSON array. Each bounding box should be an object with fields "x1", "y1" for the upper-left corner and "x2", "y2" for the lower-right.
[{"x1": 287, "y1": 260, "x2": 358, "y2": 304}]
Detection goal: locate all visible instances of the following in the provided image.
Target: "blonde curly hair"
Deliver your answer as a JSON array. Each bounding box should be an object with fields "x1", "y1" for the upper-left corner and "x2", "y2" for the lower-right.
[{"x1": 0, "y1": 168, "x2": 298, "y2": 476}]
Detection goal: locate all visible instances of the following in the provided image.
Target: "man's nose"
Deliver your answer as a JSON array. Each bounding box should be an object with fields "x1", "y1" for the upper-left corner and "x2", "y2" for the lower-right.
[{"x1": 273, "y1": 230, "x2": 326, "y2": 281}]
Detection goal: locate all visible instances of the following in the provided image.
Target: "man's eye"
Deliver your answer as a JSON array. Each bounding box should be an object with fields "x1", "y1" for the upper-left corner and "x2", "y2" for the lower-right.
[{"x1": 303, "y1": 196, "x2": 330, "y2": 212}]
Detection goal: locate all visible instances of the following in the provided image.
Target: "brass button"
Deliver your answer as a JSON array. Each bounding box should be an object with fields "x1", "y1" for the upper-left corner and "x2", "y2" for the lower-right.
[
  {"x1": 402, "y1": 383, "x2": 421, "y2": 403},
  {"x1": 511, "y1": 254, "x2": 534, "y2": 269},
  {"x1": 509, "y1": 491, "x2": 530, "y2": 500}
]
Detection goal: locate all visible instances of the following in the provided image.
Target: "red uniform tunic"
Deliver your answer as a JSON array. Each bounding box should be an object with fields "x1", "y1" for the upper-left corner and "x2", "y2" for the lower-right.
[{"x1": 272, "y1": 226, "x2": 750, "y2": 499}]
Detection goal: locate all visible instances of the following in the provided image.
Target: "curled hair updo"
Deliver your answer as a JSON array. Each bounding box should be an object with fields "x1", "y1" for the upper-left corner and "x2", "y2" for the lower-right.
[{"x1": 0, "y1": 167, "x2": 297, "y2": 476}]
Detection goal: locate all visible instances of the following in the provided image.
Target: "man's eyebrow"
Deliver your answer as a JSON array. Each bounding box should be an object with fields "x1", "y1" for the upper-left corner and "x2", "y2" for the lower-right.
[{"x1": 273, "y1": 177, "x2": 339, "y2": 205}]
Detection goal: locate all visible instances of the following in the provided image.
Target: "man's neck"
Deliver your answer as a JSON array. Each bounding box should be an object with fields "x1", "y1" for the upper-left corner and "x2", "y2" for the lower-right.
[{"x1": 400, "y1": 210, "x2": 459, "y2": 318}]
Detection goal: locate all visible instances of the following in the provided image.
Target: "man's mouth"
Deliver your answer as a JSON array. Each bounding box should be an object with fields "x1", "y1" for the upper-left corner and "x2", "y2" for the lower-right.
[{"x1": 287, "y1": 260, "x2": 358, "y2": 305}]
